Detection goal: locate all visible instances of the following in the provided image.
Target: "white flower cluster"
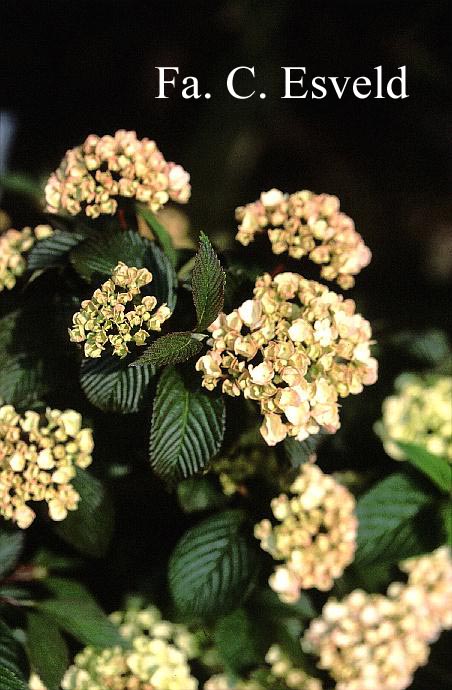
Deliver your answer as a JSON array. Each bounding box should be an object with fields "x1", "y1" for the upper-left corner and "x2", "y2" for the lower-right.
[
  {"x1": 303, "y1": 547, "x2": 452, "y2": 690},
  {"x1": 376, "y1": 373, "x2": 452, "y2": 461},
  {"x1": 62, "y1": 604, "x2": 199, "y2": 690},
  {"x1": 255, "y1": 464, "x2": 357, "y2": 601}
]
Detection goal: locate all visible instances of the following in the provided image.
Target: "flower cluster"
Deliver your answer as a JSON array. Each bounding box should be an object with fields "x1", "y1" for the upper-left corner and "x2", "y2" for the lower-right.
[
  {"x1": 235, "y1": 189, "x2": 371, "y2": 289},
  {"x1": 376, "y1": 373, "x2": 452, "y2": 462},
  {"x1": 397, "y1": 546, "x2": 452, "y2": 634},
  {"x1": 0, "y1": 224, "x2": 53, "y2": 292},
  {"x1": 69, "y1": 262, "x2": 171, "y2": 358},
  {"x1": 264, "y1": 645, "x2": 322, "y2": 690},
  {"x1": 62, "y1": 603, "x2": 199, "y2": 690},
  {"x1": 45, "y1": 130, "x2": 191, "y2": 219},
  {"x1": 0, "y1": 405, "x2": 93, "y2": 529},
  {"x1": 303, "y1": 547, "x2": 452, "y2": 690},
  {"x1": 196, "y1": 272, "x2": 377, "y2": 446},
  {"x1": 29, "y1": 675, "x2": 47, "y2": 690},
  {"x1": 255, "y1": 464, "x2": 357, "y2": 602},
  {"x1": 204, "y1": 645, "x2": 322, "y2": 690}
]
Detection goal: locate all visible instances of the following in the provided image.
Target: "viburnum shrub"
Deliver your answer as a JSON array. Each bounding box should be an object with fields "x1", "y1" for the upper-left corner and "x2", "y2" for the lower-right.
[{"x1": 0, "y1": 130, "x2": 450, "y2": 690}]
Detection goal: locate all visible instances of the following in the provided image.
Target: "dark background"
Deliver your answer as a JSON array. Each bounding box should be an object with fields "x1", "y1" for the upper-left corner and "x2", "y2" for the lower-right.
[{"x1": 1, "y1": 0, "x2": 451, "y2": 332}]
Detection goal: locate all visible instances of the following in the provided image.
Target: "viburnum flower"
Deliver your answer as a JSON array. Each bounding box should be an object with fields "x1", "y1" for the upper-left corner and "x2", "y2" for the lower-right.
[
  {"x1": 0, "y1": 225, "x2": 53, "y2": 292},
  {"x1": 69, "y1": 262, "x2": 171, "y2": 358},
  {"x1": 196, "y1": 272, "x2": 377, "y2": 446},
  {"x1": 303, "y1": 548, "x2": 452, "y2": 690},
  {"x1": 375, "y1": 373, "x2": 452, "y2": 461},
  {"x1": 0, "y1": 405, "x2": 93, "y2": 529},
  {"x1": 204, "y1": 645, "x2": 322, "y2": 690},
  {"x1": 45, "y1": 130, "x2": 191, "y2": 219},
  {"x1": 396, "y1": 546, "x2": 452, "y2": 635},
  {"x1": 62, "y1": 603, "x2": 199, "y2": 690},
  {"x1": 29, "y1": 675, "x2": 47, "y2": 690},
  {"x1": 235, "y1": 189, "x2": 371, "y2": 289},
  {"x1": 255, "y1": 464, "x2": 357, "y2": 601}
]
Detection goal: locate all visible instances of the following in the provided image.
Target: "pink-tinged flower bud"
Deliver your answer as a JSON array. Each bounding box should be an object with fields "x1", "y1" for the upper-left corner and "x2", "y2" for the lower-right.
[
  {"x1": 236, "y1": 190, "x2": 371, "y2": 288},
  {"x1": 256, "y1": 464, "x2": 357, "y2": 601},
  {"x1": 303, "y1": 550, "x2": 452, "y2": 690},
  {"x1": 45, "y1": 130, "x2": 191, "y2": 219},
  {"x1": 196, "y1": 272, "x2": 376, "y2": 446}
]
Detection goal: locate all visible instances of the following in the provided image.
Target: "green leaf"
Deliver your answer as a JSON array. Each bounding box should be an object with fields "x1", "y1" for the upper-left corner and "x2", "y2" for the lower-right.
[
  {"x1": 0, "y1": 355, "x2": 47, "y2": 409},
  {"x1": 390, "y1": 329, "x2": 450, "y2": 366},
  {"x1": 37, "y1": 578, "x2": 122, "y2": 648},
  {"x1": 80, "y1": 355, "x2": 154, "y2": 413},
  {"x1": 250, "y1": 587, "x2": 317, "y2": 622},
  {"x1": 440, "y1": 501, "x2": 452, "y2": 548},
  {"x1": 0, "y1": 667, "x2": 28, "y2": 690},
  {"x1": 143, "y1": 242, "x2": 178, "y2": 311},
  {"x1": 0, "y1": 619, "x2": 28, "y2": 679},
  {"x1": 0, "y1": 524, "x2": 24, "y2": 578},
  {"x1": 150, "y1": 366, "x2": 225, "y2": 482},
  {"x1": 32, "y1": 550, "x2": 83, "y2": 573},
  {"x1": 70, "y1": 230, "x2": 177, "y2": 309},
  {"x1": 28, "y1": 230, "x2": 85, "y2": 271},
  {"x1": 177, "y1": 476, "x2": 227, "y2": 513},
  {"x1": 214, "y1": 608, "x2": 263, "y2": 675},
  {"x1": 70, "y1": 229, "x2": 149, "y2": 282},
  {"x1": 398, "y1": 442, "x2": 451, "y2": 494},
  {"x1": 192, "y1": 232, "x2": 225, "y2": 331},
  {"x1": 137, "y1": 206, "x2": 178, "y2": 268},
  {"x1": 284, "y1": 433, "x2": 326, "y2": 468},
  {"x1": 0, "y1": 172, "x2": 42, "y2": 201},
  {"x1": 27, "y1": 612, "x2": 68, "y2": 690},
  {"x1": 169, "y1": 509, "x2": 259, "y2": 617},
  {"x1": 54, "y1": 469, "x2": 114, "y2": 558},
  {"x1": 133, "y1": 332, "x2": 203, "y2": 368},
  {"x1": 355, "y1": 473, "x2": 434, "y2": 566}
]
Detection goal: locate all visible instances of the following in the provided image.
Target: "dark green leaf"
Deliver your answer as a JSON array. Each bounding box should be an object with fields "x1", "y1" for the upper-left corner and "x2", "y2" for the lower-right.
[
  {"x1": 144, "y1": 242, "x2": 177, "y2": 311},
  {"x1": 27, "y1": 612, "x2": 68, "y2": 690},
  {"x1": 192, "y1": 232, "x2": 225, "y2": 331},
  {"x1": 284, "y1": 433, "x2": 326, "y2": 468},
  {"x1": 398, "y1": 442, "x2": 451, "y2": 494},
  {"x1": 0, "y1": 355, "x2": 47, "y2": 409},
  {"x1": 177, "y1": 477, "x2": 227, "y2": 514},
  {"x1": 390, "y1": 329, "x2": 450, "y2": 366},
  {"x1": 37, "y1": 578, "x2": 122, "y2": 648},
  {"x1": 54, "y1": 469, "x2": 114, "y2": 558},
  {"x1": 32, "y1": 550, "x2": 83, "y2": 573},
  {"x1": 0, "y1": 173, "x2": 42, "y2": 201},
  {"x1": 250, "y1": 587, "x2": 317, "y2": 622},
  {"x1": 150, "y1": 366, "x2": 225, "y2": 482},
  {"x1": 169, "y1": 509, "x2": 259, "y2": 617},
  {"x1": 70, "y1": 229, "x2": 148, "y2": 282},
  {"x1": 0, "y1": 667, "x2": 28, "y2": 690},
  {"x1": 440, "y1": 501, "x2": 452, "y2": 548},
  {"x1": 80, "y1": 355, "x2": 154, "y2": 413},
  {"x1": 214, "y1": 609, "x2": 263, "y2": 675},
  {"x1": 137, "y1": 206, "x2": 178, "y2": 267},
  {"x1": 0, "y1": 524, "x2": 24, "y2": 578},
  {"x1": 0, "y1": 619, "x2": 28, "y2": 678},
  {"x1": 133, "y1": 332, "x2": 203, "y2": 368},
  {"x1": 70, "y1": 231, "x2": 177, "y2": 309},
  {"x1": 28, "y1": 231, "x2": 85, "y2": 271},
  {"x1": 355, "y1": 473, "x2": 433, "y2": 566}
]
